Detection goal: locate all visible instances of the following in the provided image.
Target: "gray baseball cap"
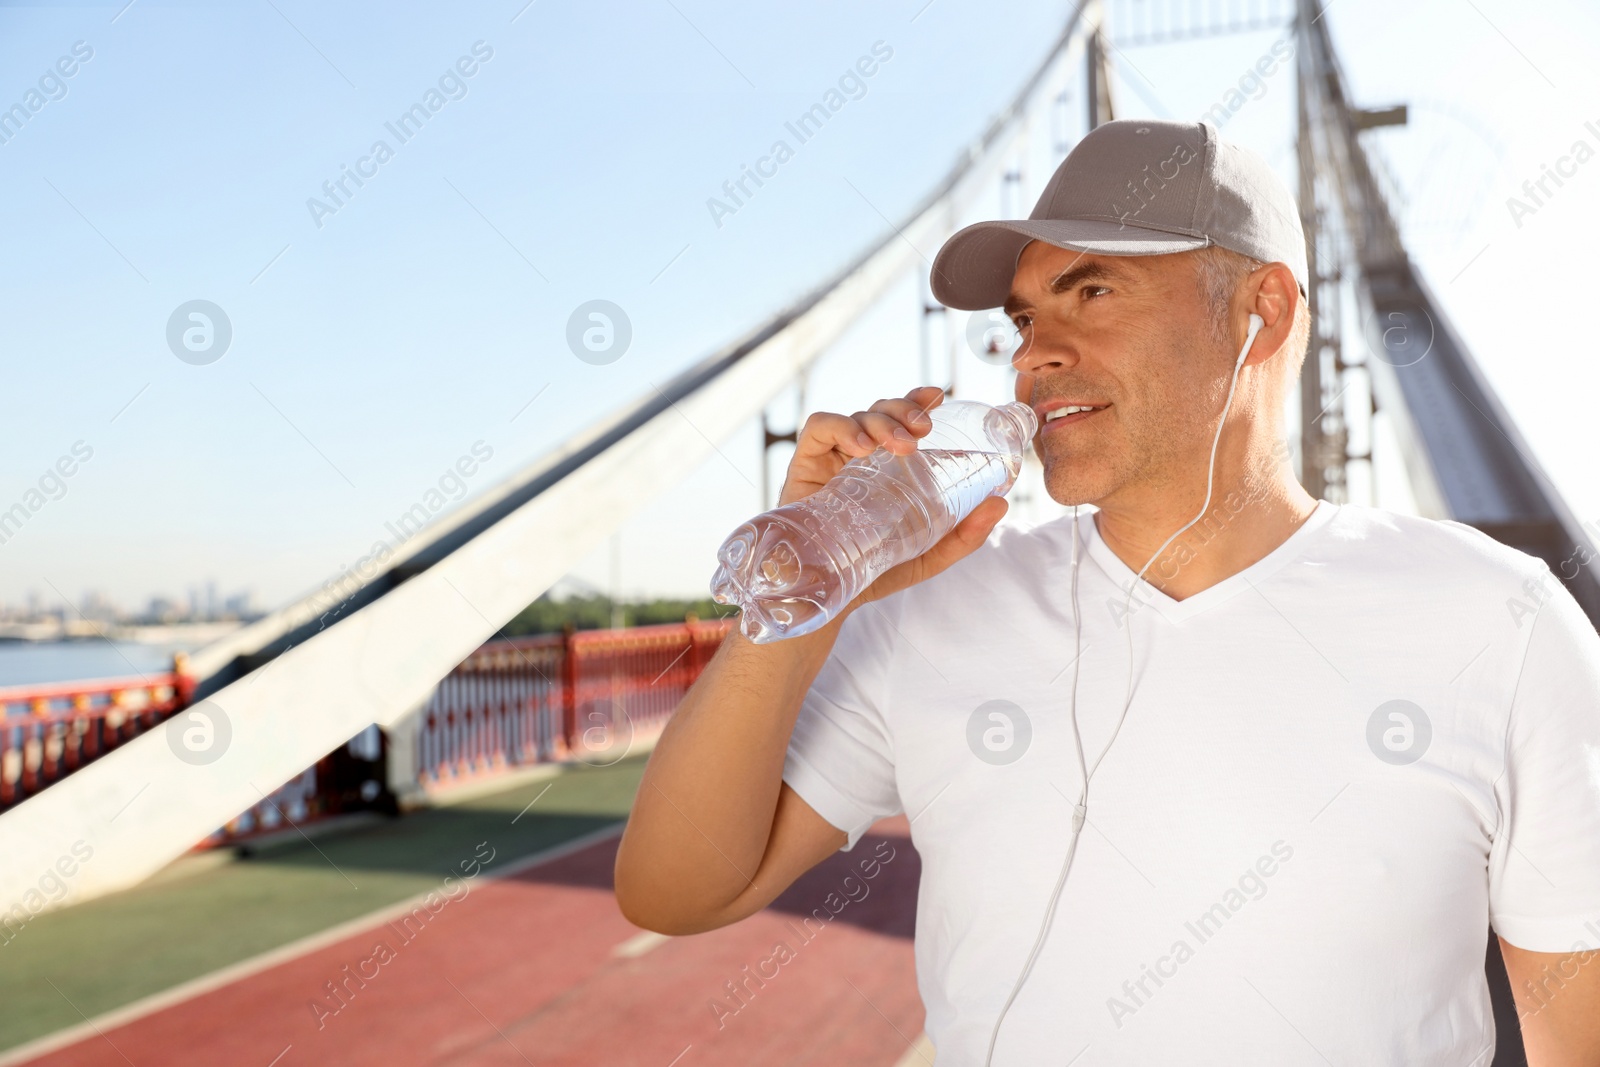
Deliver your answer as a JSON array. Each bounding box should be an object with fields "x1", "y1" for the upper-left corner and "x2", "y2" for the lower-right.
[{"x1": 931, "y1": 119, "x2": 1308, "y2": 310}]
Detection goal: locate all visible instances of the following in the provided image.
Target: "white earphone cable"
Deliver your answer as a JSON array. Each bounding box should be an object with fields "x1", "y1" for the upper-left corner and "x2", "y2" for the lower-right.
[{"x1": 983, "y1": 314, "x2": 1264, "y2": 1065}]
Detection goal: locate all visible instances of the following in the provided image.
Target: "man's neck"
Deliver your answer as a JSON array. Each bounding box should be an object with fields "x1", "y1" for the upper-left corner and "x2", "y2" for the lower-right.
[{"x1": 1091, "y1": 460, "x2": 1320, "y2": 602}]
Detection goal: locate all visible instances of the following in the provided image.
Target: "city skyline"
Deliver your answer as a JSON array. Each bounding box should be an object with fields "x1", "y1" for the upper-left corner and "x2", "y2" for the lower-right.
[{"x1": 0, "y1": 582, "x2": 257, "y2": 624}]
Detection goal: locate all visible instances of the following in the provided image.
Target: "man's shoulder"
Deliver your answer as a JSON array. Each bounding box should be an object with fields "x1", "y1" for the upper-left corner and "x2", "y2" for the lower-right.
[
  {"x1": 1320, "y1": 502, "x2": 1551, "y2": 583},
  {"x1": 1290, "y1": 503, "x2": 1568, "y2": 627}
]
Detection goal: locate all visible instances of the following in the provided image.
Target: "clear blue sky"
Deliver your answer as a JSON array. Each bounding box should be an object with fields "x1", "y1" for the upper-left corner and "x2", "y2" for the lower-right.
[{"x1": 1, "y1": 0, "x2": 1596, "y2": 612}]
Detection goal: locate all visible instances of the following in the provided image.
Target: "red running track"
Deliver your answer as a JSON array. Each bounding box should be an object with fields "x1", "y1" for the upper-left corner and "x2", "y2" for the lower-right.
[{"x1": 21, "y1": 818, "x2": 924, "y2": 1067}]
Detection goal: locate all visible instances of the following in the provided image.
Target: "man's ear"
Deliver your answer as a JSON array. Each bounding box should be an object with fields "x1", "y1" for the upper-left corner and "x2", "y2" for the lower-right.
[{"x1": 1242, "y1": 262, "x2": 1300, "y2": 367}]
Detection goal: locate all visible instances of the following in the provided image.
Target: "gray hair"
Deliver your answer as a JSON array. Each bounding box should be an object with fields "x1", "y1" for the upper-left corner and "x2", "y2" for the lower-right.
[
  {"x1": 1193, "y1": 244, "x2": 1264, "y2": 345},
  {"x1": 1191, "y1": 244, "x2": 1310, "y2": 371}
]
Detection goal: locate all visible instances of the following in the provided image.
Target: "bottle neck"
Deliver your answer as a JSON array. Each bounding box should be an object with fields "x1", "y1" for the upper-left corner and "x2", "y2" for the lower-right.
[{"x1": 996, "y1": 401, "x2": 1040, "y2": 443}]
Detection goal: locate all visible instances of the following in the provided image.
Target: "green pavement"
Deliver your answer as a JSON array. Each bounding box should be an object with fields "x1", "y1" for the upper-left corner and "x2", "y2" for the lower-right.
[{"x1": 0, "y1": 754, "x2": 648, "y2": 1054}]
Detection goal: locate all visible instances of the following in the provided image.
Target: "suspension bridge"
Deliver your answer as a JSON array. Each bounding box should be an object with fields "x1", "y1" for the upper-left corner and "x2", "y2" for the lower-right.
[{"x1": 1, "y1": 1, "x2": 1593, "y2": 1064}]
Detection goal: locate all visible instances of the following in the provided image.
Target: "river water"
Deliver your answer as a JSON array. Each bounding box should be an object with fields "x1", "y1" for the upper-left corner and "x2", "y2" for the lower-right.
[{"x1": 0, "y1": 640, "x2": 198, "y2": 689}]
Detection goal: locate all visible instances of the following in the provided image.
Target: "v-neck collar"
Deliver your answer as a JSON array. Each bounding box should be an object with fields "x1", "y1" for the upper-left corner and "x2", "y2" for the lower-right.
[{"x1": 1079, "y1": 499, "x2": 1339, "y2": 624}]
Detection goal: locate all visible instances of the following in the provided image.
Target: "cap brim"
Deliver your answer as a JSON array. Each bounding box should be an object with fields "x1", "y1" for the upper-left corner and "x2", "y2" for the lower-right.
[{"x1": 930, "y1": 219, "x2": 1209, "y2": 311}]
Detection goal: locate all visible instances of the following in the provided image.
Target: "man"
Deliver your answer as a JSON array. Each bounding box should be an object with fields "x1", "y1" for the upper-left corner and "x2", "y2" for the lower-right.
[{"x1": 614, "y1": 119, "x2": 1600, "y2": 1064}]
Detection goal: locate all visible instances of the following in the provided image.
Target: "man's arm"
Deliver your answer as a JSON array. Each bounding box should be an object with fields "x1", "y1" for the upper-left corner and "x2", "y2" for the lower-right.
[
  {"x1": 1485, "y1": 568, "x2": 1600, "y2": 1066},
  {"x1": 1500, "y1": 937, "x2": 1600, "y2": 1066},
  {"x1": 613, "y1": 385, "x2": 1007, "y2": 935},
  {"x1": 612, "y1": 616, "x2": 851, "y2": 936}
]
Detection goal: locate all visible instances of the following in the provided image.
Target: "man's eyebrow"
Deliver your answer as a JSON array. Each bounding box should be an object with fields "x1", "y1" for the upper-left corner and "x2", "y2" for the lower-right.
[{"x1": 1003, "y1": 260, "x2": 1124, "y2": 318}]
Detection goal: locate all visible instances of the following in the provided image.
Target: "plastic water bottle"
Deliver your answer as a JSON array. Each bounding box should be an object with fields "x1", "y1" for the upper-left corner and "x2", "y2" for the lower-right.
[{"x1": 709, "y1": 399, "x2": 1039, "y2": 643}]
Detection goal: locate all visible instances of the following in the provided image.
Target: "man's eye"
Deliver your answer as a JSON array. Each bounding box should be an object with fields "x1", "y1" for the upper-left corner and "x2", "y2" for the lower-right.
[
  {"x1": 1082, "y1": 285, "x2": 1111, "y2": 300},
  {"x1": 1010, "y1": 314, "x2": 1031, "y2": 331}
]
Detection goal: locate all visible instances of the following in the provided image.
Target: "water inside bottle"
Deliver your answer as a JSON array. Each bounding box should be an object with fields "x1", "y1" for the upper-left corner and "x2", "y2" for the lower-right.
[{"x1": 710, "y1": 447, "x2": 1015, "y2": 642}]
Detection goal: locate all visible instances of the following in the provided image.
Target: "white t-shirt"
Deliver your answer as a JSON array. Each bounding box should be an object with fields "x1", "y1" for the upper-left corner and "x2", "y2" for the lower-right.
[{"x1": 782, "y1": 500, "x2": 1600, "y2": 1065}]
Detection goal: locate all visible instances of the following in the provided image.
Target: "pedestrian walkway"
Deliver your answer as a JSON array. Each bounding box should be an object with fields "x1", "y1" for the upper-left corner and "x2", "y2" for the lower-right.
[{"x1": 2, "y1": 755, "x2": 926, "y2": 1066}]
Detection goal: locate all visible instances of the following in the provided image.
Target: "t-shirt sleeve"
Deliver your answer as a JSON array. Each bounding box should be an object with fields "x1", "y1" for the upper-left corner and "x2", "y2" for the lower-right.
[
  {"x1": 782, "y1": 601, "x2": 904, "y2": 852},
  {"x1": 1488, "y1": 572, "x2": 1600, "y2": 952}
]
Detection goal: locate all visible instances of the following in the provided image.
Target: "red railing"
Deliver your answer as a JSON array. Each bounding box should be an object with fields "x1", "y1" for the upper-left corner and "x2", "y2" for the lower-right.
[
  {"x1": 417, "y1": 618, "x2": 734, "y2": 786},
  {"x1": 201, "y1": 764, "x2": 325, "y2": 847},
  {"x1": 0, "y1": 617, "x2": 736, "y2": 831},
  {"x1": 0, "y1": 673, "x2": 190, "y2": 810}
]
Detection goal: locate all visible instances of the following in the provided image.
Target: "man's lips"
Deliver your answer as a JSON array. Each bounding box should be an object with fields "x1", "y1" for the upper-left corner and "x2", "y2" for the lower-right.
[{"x1": 1035, "y1": 400, "x2": 1110, "y2": 433}]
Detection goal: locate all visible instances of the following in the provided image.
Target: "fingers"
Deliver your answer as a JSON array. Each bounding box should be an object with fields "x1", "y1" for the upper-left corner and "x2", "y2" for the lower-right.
[
  {"x1": 851, "y1": 410, "x2": 920, "y2": 454},
  {"x1": 853, "y1": 386, "x2": 944, "y2": 454},
  {"x1": 795, "y1": 411, "x2": 879, "y2": 460},
  {"x1": 795, "y1": 386, "x2": 944, "y2": 460},
  {"x1": 888, "y1": 385, "x2": 946, "y2": 421}
]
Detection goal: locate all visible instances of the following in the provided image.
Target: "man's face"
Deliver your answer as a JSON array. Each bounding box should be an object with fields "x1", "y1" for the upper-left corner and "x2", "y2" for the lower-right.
[{"x1": 1004, "y1": 241, "x2": 1236, "y2": 508}]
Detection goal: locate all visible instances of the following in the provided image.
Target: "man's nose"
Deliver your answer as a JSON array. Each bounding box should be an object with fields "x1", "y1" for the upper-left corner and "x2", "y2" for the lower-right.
[{"x1": 1011, "y1": 325, "x2": 1078, "y2": 376}]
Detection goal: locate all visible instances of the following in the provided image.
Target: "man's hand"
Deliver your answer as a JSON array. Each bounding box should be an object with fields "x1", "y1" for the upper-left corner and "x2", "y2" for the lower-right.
[
  {"x1": 779, "y1": 384, "x2": 944, "y2": 505},
  {"x1": 779, "y1": 384, "x2": 1010, "y2": 612},
  {"x1": 615, "y1": 385, "x2": 1011, "y2": 936}
]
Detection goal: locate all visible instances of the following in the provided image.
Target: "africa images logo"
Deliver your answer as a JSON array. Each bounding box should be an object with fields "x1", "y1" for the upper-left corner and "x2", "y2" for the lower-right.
[
  {"x1": 165, "y1": 701, "x2": 233, "y2": 766},
  {"x1": 565, "y1": 300, "x2": 632, "y2": 365},
  {"x1": 1365, "y1": 700, "x2": 1431, "y2": 766},
  {"x1": 166, "y1": 300, "x2": 232, "y2": 365},
  {"x1": 967, "y1": 699, "x2": 1032, "y2": 765}
]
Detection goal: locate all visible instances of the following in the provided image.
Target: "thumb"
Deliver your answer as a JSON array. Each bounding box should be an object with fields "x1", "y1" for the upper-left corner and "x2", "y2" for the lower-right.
[
  {"x1": 919, "y1": 495, "x2": 1008, "y2": 576},
  {"x1": 858, "y1": 495, "x2": 1009, "y2": 607}
]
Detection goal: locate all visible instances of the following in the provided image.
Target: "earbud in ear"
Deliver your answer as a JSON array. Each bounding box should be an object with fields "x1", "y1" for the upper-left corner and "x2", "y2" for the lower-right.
[{"x1": 1238, "y1": 313, "x2": 1265, "y2": 366}]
